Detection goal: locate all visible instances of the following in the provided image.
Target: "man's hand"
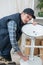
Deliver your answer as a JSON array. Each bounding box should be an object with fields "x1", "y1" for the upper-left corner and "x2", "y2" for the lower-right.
[
  {"x1": 32, "y1": 22, "x2": 37, "y2": 25},
  {"x1": 17, "y1": 51, "x2": 29, "y2": 61},
  {"x1": 21, "y1": 56, "x2": 29, "y2": 61}
]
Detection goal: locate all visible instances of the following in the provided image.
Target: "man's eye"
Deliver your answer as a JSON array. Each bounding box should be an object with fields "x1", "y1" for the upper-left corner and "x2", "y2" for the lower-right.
[
  {"x1": 27, "y1": 16, "x2": 29, "y2": 18},
  {"x1": 29, "y1": 19, "x2": 31, "y2": 20}
]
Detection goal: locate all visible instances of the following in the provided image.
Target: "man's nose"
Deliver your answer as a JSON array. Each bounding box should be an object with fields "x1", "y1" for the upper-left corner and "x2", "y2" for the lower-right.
[{"x1": 27, "y1": 19, "x2": 30, "y2": 21}]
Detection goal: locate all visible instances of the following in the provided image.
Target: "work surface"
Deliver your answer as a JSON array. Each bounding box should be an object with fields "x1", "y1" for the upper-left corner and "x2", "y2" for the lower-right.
[{"x1": 22, "y1": 23, "x2": 43, "y2": 37}]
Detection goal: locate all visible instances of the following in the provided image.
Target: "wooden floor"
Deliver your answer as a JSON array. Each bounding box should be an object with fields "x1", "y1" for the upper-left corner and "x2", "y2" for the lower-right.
[{"x1": 0, "y1": 61, "x2": 16, "y2": 65}]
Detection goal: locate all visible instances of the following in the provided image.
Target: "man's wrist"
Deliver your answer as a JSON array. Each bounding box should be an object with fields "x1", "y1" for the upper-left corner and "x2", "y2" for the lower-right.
[{"x1": 17, "y1": 51, "x2": 23, "y2": 57}]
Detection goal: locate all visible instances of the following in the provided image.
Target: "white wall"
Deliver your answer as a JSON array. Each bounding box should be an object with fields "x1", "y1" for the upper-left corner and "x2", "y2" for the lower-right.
[
  {"x1": 0, "y1": 0, "x2": 33, "y2": 19},
  {"x1": 0, "y1": 0, "x2": 9, "y2": 18},
  {"x1": 0, "y1": 0, "x2": 16, "y2": 18}
]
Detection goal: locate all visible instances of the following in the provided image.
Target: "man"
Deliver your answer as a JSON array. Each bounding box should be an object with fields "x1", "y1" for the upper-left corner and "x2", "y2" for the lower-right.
[{"x1": 0, "y1": 8, "x2": 36, "y2": 62}]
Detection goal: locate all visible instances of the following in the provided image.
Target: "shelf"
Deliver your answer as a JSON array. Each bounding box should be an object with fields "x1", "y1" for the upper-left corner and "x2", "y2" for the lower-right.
[{"x1": 36, "y1": 17, "x2": 43, "y2": 20}]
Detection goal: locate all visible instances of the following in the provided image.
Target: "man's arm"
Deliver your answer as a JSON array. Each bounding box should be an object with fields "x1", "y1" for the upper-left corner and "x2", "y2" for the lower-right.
[
  {"x1": 7, "y1": 20, "x2": 24, "y2": 56},
  {"x1": 7, "y1": 20, "x2": 29, "y2": 61},
  {"x1": 7, "y1": 20, "x2": 20, "y2": 52}
]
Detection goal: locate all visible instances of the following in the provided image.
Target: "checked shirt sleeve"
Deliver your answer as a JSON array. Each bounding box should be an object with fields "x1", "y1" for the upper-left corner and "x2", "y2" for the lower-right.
[{"x1": 7, "y1": 20, "x2": 20, "y2": 52}]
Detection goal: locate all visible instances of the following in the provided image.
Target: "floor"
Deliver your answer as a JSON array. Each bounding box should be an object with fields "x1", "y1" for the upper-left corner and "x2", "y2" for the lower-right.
[
  {"x1": 0, "y1": 61, "x2": 16, "y2": 65},
  {"x1": 0, "y1": 61, "x2": 43, "y2": 65}
]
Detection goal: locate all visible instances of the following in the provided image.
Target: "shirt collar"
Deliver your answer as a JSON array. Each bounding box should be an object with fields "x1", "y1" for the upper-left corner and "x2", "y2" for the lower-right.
[{"x1": 19, "y1": 13, "x2": 24, "y2": 26}]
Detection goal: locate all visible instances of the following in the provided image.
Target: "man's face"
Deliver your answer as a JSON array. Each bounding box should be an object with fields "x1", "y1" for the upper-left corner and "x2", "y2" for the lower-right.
[{"x1": 21, "y1": 13, "x2": 32, "y2": 24}]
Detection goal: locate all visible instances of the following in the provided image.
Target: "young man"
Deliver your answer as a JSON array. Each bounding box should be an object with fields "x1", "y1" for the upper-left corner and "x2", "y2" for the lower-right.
[{"x1": 0, "y1": 8, "x2": 35, "y2": 62}]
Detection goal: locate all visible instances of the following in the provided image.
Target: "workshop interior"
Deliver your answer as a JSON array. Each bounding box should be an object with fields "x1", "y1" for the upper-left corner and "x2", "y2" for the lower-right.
[{"x1": 0, "y1": 0, "x2": 43, "y2": 65}]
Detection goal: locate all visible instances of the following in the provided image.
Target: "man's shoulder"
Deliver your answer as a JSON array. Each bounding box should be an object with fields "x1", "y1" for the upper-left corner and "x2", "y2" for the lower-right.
[
  {"x1": 9, "y1": 13, "x2": 20, "y2": 17},
  {"x1": 0, "y1": 13, "x2": 20, "y2": 20}
]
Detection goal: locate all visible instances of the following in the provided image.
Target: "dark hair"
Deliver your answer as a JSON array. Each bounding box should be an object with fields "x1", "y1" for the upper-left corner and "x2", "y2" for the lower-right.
[{"x1": 23, "y1": 8, "x2": 35, "y2": 19}]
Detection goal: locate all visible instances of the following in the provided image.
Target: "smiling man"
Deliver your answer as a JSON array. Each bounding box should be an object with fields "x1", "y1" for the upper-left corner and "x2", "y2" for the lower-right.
[{"x1": 0, "y1": 8, "x2": 35, "y2": 63}]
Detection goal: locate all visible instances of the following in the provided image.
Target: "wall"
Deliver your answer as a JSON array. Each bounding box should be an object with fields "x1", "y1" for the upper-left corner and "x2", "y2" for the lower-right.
[{"x1": 0, "y1": 0, "x2": 33, "y2": 19}]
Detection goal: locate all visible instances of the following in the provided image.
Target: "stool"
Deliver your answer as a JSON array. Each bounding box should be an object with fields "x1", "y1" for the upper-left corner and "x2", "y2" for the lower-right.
[{"x1": 20, "y1": 23, "x2": 43, "y2": 65}]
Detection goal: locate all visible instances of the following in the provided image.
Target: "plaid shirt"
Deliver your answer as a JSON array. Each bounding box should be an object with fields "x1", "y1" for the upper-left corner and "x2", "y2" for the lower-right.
[{"x1": 7, "y1": 20, "x2": 20, "y2": 52}]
